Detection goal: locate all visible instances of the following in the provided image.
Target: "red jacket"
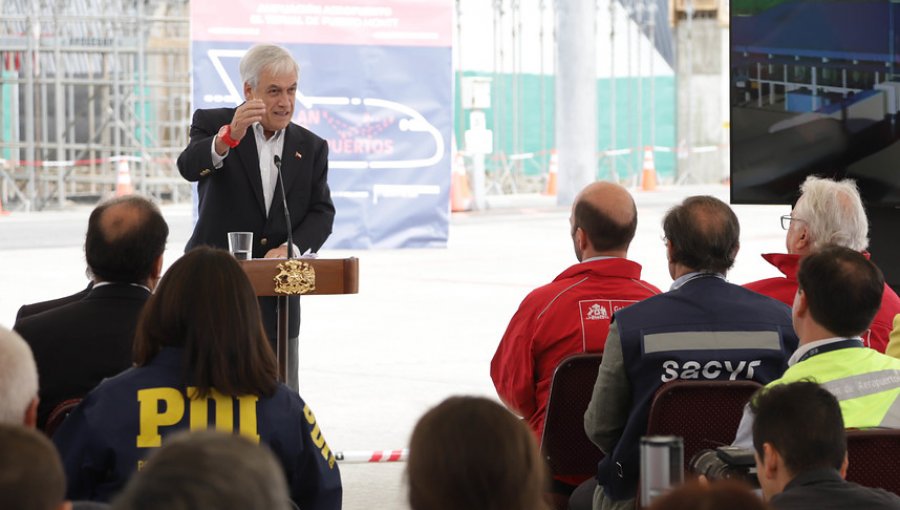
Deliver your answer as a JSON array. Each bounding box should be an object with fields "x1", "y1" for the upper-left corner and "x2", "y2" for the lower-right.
[
  {"x1": 490, "y1": 258, "x2": 660, "y2": 440},
  {"x1": 744, "y1": 253, "x2": 900, "y2": 353}
]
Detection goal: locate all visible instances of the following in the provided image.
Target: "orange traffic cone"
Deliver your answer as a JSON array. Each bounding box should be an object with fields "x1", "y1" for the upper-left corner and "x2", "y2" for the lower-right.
[
  {"x1": 115, "y1": 159, "x2": 134, "y2": 196},
  {"x1": 450, "y1": 152, "x2": 472, "y2": 212},
  {"x1": 640, "y1": 146, "x2": 657, "y2": 191},
  {"x1": 543, "y1": 149, "x2": 558, "y2": 196}
]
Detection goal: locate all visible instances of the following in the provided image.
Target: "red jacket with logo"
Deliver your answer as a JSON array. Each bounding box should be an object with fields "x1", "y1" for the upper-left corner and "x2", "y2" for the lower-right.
[
  {"x1": 744, "y1": 253, "x2": 900, "y2": 353},
  {"x1": 490, "y1": 258, "x2": 660, "y2": 440}
]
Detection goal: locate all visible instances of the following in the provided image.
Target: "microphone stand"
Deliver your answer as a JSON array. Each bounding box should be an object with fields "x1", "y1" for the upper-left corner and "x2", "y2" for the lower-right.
[
  {"x1": 273, "y1": 154, "x2": 293, "y2": 383},
  {"x1": 273, "y1": 155, "x2": 294, "y2": 260}
]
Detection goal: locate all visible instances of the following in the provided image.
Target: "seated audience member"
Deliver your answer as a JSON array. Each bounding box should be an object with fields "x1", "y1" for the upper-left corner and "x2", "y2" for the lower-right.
[
  {"x1": 53, "y1": 247, "x2": 341, "y2": 509},
  {"x1": 111, "y1": 430, "x2": 292, "y2": 510},
  {"x1": 407, "y1": 396, "x2": 550, "y2": 510},
  {"x1": 0, "y1": 424, "x2": 69, "y2": 510},
  {"x1": 15, "y1": 281, "x2": 93, "y2": 324},
  {"x1": 0, "y1": 329, "x2": 106, "y2": 510},
  {"x1": 491, "y1": 181, "x2": 660, "y2": 443},
  {"x1": 734, "y1": 246, "x2": 900, "y2": 446},
  {"x1": 578, "y1": 196, "x2": 798, "y2": 510},
  {"x1": 744, "y1": 176, "x2": 900, "y2": 353},
  {"x1": 15, "y1": 195, "x2": 169, "y2": 429},
  {"x1": 646, "y1": 481, "x2": 770, "y2": 510},
  {"x1": 0, "y1": 326, "x2": 39, "y2": 427},
  {"x1": 752, "y1": 381, "x2": 900, "y2": 510}
]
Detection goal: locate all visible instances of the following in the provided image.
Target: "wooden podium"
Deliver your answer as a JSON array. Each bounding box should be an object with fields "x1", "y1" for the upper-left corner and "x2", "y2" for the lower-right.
[{"x1": 240, "y1": 257, "x2": 359, "y2": 382}]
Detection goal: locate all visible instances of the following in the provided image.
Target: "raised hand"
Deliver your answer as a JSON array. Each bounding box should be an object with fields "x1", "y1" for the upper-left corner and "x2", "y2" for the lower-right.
[{"x1": 229, "y1": 99, "x2": 266, "y2": 141}]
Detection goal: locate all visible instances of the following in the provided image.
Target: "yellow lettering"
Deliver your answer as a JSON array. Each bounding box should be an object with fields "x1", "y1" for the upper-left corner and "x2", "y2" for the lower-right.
[
  {"x1": 189, "y1": 387, "x2": 207, "y2": 431},
  {"x1": 304, "y1": 403, "x2": 336, "y2": 468},
  {"x1": 137, "y1": 388, "x2": 184, "y2": 448},
  {"x1": 310, "y1": 423, "x2": 326, "y2": 448},
  {"x1": 212, "y1": 390, "x2": 233, "y2": 432},
  {"x1": 321, "y1": 443, "x2": 334, "y2": 464},
  {"x1": 188, "y1": 387, "x2": 240, "y2": 434},
  {"x1": 137, "y1": 460, "x2": 145, "y2": 471},
  {"x1": 238, "y1": 395, "x2": 260, "y2": 443},
  {"x1": 137, "y1": 387, "x2": 260, "y2": 448},
  {"x1": 303, "y1": 403, "x2": 316, "y2": 425}
]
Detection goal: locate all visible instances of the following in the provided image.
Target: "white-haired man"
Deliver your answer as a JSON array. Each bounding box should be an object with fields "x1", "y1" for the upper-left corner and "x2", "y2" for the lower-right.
[
  {"x1": 0, "y1": 325, "x2": 39, "y2": 427},
  {"x1": 177, "y1": 44, "x2": 335, "y2": 391},
  {"x1": 745, "y1": 175, "x2": 900, "y2": 353}
]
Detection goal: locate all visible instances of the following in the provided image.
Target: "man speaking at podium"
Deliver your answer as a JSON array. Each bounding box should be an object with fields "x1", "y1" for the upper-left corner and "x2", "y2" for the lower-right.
[{"x1": 178, "y1": 44, "x2": 335, "y2": 391}]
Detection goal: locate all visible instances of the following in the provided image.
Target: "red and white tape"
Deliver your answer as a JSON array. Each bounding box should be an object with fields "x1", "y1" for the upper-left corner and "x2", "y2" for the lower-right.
[{"x1": 335, "y1": 449, "x2": 408, "y2": 464}]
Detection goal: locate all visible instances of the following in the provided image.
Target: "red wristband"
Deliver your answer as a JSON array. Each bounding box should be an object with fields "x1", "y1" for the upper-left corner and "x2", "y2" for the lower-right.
[{"x1": 219, "y1": 125, "x2": 240, "y2": 148}]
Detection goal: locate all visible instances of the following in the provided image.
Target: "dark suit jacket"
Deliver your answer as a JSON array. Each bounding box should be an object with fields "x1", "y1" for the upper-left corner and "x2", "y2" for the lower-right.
[
  {"x1": 14, "y1": 283, "x2": 150, "y2": 429},
  {"x1": 15, "y1": 282, "x2": 93, "y2": 325},
  {"x1": 771, "y1": 468, "x2": 900, "y2": 510},
  {"x1": 176, "y1": 107, "x2": 335, "y2": 258}
]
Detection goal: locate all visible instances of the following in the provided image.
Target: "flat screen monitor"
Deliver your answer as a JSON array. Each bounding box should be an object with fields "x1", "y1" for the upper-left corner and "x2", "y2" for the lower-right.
[{"x1": 730, "y1": 0, "x2": 900, "y2": 206}]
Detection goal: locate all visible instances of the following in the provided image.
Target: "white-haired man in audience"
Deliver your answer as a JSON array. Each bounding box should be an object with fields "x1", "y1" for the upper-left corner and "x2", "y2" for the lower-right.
[
  {"x1": 745, "y1": 175, "x2": 900, "y2": 353},
  {"x1": 0, "y1": 325, "x2": 39, "y2": 427}
]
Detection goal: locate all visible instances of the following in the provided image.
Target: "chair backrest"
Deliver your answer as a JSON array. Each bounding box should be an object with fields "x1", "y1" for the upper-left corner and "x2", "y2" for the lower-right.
[
  {"x1": 44, "y1": 398, "x2": 82, "y2": 437},
  {"x1": 540, "y1": 353, "x2": 604, "y2": 483},
  {"x1": 846, "y1": 429, "x2": 900, "y2": 495},
  {"x1": 646, "y1": 380, "x2": 762, "y2": 471}
]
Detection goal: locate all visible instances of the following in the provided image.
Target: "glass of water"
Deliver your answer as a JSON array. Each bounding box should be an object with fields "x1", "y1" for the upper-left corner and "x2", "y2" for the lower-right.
[{"x1": 227, "y1": 232, "x2": 253, "y2": 260}]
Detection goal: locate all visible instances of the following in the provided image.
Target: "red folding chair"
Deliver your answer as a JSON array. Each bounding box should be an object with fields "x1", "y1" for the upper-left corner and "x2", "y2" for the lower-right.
[
  {"x1": 540, "y1": 353, "x2": 605, "y2": 510},
  {"x1": 43, "y1": 398, "x2": 82, "y2": 437},
  {"x1": 846, "y1": 429, "x2": 900, "y2": 495},
  {"x1": 646, "y1": 380, "x2": 762, "y2": 473}
]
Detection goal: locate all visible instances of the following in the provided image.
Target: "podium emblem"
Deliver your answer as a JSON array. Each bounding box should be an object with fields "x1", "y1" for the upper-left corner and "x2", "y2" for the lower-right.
[{"x1": 274, "y1": 260, "x2": 316, "y2": 295}]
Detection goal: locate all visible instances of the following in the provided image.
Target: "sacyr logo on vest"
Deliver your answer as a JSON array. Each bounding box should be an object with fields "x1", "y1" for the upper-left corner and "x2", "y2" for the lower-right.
[{"x1": 660, "y1": 359, "x2": 762, "y2": 382}]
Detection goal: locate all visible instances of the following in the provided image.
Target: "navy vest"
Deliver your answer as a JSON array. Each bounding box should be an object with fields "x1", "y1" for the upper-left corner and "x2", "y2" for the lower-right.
[{"x1": 596, "y1": 275, "x2": 798, "y2": 500}]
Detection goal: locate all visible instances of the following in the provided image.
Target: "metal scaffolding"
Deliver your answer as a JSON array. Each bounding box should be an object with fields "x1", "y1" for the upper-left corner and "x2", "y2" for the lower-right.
[{"x1": 0, "y1": 0, "x2": 190, "y2": 211}]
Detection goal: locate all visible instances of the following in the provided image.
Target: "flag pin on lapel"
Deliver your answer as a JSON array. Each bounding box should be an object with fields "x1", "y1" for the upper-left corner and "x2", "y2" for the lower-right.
[{"x1": 295, "y1": 151, "x2": 302, "y2": 159}]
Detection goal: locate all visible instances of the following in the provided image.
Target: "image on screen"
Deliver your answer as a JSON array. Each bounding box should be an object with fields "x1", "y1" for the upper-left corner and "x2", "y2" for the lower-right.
[{"x1": 730, "y1": 0, "x2": 900, "y2": 205}]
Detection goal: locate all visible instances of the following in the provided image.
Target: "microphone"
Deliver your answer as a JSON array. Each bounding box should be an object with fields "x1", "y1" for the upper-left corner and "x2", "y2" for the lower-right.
[{"x1": 273, "y1": 155, "x2": 294, "y2": 259}]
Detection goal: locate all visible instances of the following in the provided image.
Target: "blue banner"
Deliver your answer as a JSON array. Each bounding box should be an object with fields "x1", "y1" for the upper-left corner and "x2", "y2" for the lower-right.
[{"x1": 190, "y1": 0, "x2": 452, "y2": 248}]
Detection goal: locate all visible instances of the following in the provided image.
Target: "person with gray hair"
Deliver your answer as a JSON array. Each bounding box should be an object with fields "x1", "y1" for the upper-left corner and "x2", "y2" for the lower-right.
[
  {"x1": 111, "y1": 431, "x2": 292, "y2": 510},
  {"x1": 744, "y1": 175, "x2": 900, "y2": 353},
  {"x1": 177, "y1": 43, "x2": 335, "y2": 391},
  {"x1": 0, "y1": 325, "x2": 39, "y2": 426}
]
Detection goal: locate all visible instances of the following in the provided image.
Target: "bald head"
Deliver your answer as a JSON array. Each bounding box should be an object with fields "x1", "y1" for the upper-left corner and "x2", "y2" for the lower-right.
[
  {"x1": 570, "y1": 181, "x2": 637, "y2": 260},
  {"x1": 85, "y1": 195, "x2": 169, "y2": 284}
]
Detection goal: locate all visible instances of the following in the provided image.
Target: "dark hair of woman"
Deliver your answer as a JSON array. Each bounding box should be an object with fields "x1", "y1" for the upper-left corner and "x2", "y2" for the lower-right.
[
  {"x1": 407, "y1": 396, "x2": 550, "y2": 510},
  {"x1": 133, "y1": 246, "x2": 277, "y2": 398}
]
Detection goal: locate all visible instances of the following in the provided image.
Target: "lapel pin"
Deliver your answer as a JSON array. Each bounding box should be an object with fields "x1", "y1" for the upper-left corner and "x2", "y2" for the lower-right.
[{"x1": 295, "y1": 151, "x2": 303, "y2": 159}]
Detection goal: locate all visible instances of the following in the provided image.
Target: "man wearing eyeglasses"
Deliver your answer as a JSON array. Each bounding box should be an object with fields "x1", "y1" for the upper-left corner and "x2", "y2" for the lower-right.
[{"x1": 744, "y1": 176, "x2": 900, "y2": 353}]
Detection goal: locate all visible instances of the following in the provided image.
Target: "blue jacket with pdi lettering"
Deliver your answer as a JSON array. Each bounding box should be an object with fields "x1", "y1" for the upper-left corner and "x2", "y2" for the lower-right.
[{"x1": 53, "y1": 347, "x2": 342, "y2": 509}]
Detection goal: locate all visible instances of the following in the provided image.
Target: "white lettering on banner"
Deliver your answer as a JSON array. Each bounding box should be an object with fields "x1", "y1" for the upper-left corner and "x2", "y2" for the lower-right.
[{"x1": 660, "y1": 360, "x2": 763, "y2": 382}]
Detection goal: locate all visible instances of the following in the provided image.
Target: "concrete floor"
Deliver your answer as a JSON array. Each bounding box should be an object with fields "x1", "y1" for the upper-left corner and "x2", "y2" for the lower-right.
[{"x1": 0, "y1": 184, "x2": 788, "y2": 509}]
